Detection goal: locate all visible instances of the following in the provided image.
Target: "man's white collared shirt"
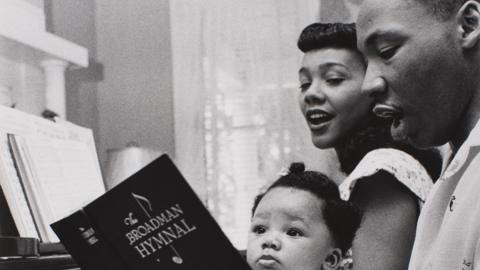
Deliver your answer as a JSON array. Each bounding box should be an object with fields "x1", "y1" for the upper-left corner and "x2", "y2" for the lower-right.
[{"x1": 409, "y1": 119, "x2": 480, "y2": 270}]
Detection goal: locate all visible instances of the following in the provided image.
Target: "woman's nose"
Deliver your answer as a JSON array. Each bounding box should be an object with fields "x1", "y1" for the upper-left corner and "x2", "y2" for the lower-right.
[{"x1": 303, "y1": 82, "x2": 326, "y2": 104}]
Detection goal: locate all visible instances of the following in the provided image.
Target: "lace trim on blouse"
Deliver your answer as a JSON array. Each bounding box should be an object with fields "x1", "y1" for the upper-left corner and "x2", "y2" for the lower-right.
[{"x1": 339, "y1": 148, "x2": 433, "y2": 206}]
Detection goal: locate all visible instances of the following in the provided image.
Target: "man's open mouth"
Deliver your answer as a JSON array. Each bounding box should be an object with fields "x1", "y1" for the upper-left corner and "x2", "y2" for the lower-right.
[
  {"x1": 373, "y1": 104, "x2": 403, "y2": 122},
  {"x1": 373, "y1": 104, "x2": 410, "y2": 141}
]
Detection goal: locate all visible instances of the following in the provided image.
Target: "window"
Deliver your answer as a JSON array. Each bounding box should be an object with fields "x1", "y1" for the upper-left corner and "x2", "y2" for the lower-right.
[{"x1": 170, "y1": 0, "x2": 342, "y2": 249}]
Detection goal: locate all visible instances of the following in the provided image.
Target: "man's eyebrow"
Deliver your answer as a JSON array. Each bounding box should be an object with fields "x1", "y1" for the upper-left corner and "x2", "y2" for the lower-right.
[{"x1": 365, "y1": 29, "x2": 399, "y2": 47}]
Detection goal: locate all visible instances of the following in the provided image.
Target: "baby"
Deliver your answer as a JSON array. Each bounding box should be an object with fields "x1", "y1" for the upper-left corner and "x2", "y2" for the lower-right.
[{"x1": 246, "y1": 163, "x2": 361, "y2": 270}]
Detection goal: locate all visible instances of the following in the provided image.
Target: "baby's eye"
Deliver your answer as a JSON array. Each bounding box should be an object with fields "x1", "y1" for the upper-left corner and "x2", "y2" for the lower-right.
[
  {"x1": 252, "y1": 225, "x2": 266, "y2": 234},
  {"x1": 286, "y1": 228, "x2": 303, "y2": 237}
]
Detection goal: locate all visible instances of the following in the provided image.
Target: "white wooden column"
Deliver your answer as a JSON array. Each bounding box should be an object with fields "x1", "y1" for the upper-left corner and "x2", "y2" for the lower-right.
[{"x1": 41, "y1": 59, "x2": 69, "y2": 118}]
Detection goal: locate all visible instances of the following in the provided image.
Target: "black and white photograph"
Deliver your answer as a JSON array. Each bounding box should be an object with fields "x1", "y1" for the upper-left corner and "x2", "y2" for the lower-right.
[{"x1": 0, "y1": 1, "x2": 478, "y2": 270}]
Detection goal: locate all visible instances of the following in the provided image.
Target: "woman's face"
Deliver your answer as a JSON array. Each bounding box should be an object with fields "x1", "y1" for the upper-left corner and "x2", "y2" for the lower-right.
[{"x1": 298, "y1": 48, "x2": 371, "y2": 149}]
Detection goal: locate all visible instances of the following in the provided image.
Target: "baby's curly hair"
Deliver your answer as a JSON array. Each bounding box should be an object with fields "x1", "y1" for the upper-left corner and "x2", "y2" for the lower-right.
[{"x1": 251, "y1": 162, "x2": 362, "y2": 255}]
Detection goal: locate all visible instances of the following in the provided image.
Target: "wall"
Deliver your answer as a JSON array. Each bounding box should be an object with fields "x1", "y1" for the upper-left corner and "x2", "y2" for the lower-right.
[
  {"x1": 95, "y1": 0, "x2": 174, "y2": 165},
  {"x1": 24, "y1": 0, "x2": 43, "y2": 9},
  {"x1": 46, "y1": 0, "x2": 175, "y2": 169},
  {"x1": 319, "y1": 0, "x2": 362, "y2": 22},
  {"x1": 0, "y1": 0, "x2": 46, "y2": 116},
  {"x1": 45, "y1": 0, "x2": 99, "y2": 148},
  {"x1": 0, "y1": 55, "x2": 45, "y2": 116},
  {"x1": 45, "y1": 0, "x2": 360, "y2": 176}
]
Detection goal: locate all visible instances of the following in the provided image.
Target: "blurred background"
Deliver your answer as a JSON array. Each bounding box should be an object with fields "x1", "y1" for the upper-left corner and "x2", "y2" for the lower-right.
[{"x1": 2, "y1": 0, "x2": 361, "y2": 249}]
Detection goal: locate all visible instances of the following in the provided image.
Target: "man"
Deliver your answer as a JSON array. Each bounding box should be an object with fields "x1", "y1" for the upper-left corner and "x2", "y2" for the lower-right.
[{"x1": 356, "y1": 0, "x2": 480, "y2": 269}]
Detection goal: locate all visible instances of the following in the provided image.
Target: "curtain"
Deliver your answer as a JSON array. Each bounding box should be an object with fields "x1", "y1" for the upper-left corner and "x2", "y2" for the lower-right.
[{"x1": 170, "y1": 0, "x2": 345, "y2": 249}]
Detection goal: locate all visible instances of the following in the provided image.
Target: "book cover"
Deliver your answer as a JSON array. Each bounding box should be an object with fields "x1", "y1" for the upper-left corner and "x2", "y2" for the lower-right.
[
  {"x1": 52, "y1": 154, "x2": 251, "y2": 270},
  {"x1": 50, "y1": 209, "x2": 128, "y2": 270}
]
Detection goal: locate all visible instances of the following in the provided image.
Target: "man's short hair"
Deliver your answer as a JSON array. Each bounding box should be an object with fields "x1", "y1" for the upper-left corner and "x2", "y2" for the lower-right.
[{"x1": 417, "y1": 0, "x2": 478, "y2": 20}]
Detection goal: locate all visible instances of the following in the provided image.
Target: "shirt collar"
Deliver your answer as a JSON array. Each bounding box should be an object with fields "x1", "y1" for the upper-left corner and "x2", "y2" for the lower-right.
[
  {"x1": 442, "y1": 118, "x2": 480, "y2": 179},
  {"x1": 467, "y1": 118, "x2": 480, "y2": 147}
]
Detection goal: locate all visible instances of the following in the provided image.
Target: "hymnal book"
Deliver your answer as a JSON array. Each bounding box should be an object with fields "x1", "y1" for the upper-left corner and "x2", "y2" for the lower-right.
[{"x1": 51, "y1": 154, "x2": 251, "y2": 270}]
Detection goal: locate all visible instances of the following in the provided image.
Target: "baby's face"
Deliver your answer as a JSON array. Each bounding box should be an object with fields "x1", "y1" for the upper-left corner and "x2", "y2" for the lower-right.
[{"x1": 247, "y1": 187, "x2": 336, "y2": 270}]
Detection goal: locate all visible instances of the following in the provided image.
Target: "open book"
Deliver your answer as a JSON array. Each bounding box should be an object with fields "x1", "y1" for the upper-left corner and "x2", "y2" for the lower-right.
[
  {"x1": 51, "y1": 154, "x2": 250, "y2": 270},
  {"x1": 0, "y1": 106, "x2": 105, "y2": 243},
  {"x1": 8, "y1": 132, "x2": 105, "y2": 242}
]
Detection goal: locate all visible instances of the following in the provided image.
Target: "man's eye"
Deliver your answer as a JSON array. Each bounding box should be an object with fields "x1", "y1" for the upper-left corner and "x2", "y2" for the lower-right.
[
  {"x1": 378, "y1": 46, "x2": 399, "y2": 60},
  {"x1": 299, "y1": 82, "x2": 311, "y2": 92},
  {"x1": 252, "y1": 225, "x2": 266, "y2": 234},
  {"x1": 286, "y1": 228, "x2": 303, "y2": 237}
]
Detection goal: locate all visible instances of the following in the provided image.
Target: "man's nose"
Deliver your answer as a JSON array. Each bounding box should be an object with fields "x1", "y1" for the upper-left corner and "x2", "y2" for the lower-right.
[{"x1": 361, "y1": 68, "x2": 387, "y2": 98}]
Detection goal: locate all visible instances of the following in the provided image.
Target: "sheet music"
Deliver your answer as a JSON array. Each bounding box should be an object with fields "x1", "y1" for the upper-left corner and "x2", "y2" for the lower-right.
[
  {"x1": 0, "y1": 106, "x2": 105, "y2": 242},
  {"x1": 54, "y1": 119, "x2": 104, "y2": 186},
  {"x1": 0, "y1": 134, "x2": 39, "y2": 238},
  {"x1": 13, "y1": 135, "x2": 106, "y2": 242}
]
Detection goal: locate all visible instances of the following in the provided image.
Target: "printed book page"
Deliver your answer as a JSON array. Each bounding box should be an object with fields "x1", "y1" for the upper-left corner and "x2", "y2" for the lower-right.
[
  {"x1": 0, "y1": 133, "x2": 40, "y2": 239},
  {"x1": 0, "y1": 106, "x2": 105, "y2": 242},
  {"x1": 8, "y1": 134, "x2": 50, "y2": 241},
  {"x1": 10, "y1": 134, "x2": 106, "y2": 242}
]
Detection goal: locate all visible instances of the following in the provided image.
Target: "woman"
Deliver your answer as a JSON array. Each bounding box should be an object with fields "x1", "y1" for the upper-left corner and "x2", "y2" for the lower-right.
[{"x1": 296, "y1": 22, "x2": 441, "y2": 270}]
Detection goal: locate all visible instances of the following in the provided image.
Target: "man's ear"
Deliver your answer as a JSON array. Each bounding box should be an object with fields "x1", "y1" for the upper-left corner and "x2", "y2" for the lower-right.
[
  {"x1": 322, "y1": 248, "x2": 342, "y2": 270},
  {"x1": 457, "y1": 0, "x2": 480, "y2": 48}
]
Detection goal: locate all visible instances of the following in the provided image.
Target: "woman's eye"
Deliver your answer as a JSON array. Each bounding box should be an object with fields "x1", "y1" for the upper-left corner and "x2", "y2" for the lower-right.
[
  {"x1": 325, "y1": 78, "x2": 344, "y2": 85},
  {"x1": 378, "y1": 46, "x2": 399, "y2": 60},
  {"x1": 252, "y1": 225, "x2": 266, "y2": 234},
  {"x1": 286, "y1": 228, "x2": 303, "y2": 237}
]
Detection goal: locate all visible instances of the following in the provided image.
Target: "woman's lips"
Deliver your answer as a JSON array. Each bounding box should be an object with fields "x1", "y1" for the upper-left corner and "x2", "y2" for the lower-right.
[{"x1": 306, "y1": 109, "x2": 333, "y2": 129}]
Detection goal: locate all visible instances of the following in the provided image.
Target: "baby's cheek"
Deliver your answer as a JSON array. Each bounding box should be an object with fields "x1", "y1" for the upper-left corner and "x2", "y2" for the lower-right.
[{"x1": 245, "y1": 242, "x2": 257, "y2": 268}]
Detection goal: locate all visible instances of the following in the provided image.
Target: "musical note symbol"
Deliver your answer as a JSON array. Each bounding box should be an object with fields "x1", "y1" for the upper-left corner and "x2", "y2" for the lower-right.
[
  {"x1": 170, "y1": 245, "x2": 183, "y2": 264},
  {"x1": 132, "y1": 193, "x2": 153, "y2": 218}
]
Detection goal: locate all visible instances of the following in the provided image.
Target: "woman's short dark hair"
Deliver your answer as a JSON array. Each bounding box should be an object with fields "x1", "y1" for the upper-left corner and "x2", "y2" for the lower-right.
[
  {"x1": 251, "y1": 163, "x2": 362, "y2": 255},
  {"x1": 297, "y1": 22, "x2": 358, "y2": 53}
]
